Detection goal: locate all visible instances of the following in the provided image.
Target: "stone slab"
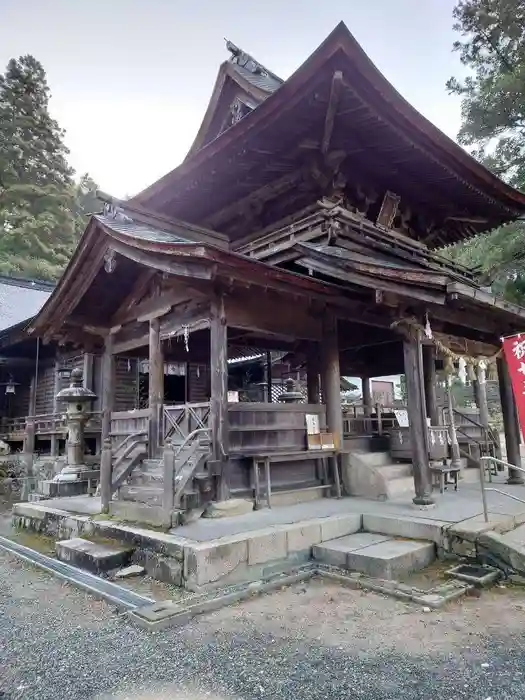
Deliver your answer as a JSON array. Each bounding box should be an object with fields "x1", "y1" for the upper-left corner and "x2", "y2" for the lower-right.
[
  {"x1": 203, "y1": 499, "x2": 254, "y2": 519},
  {"x1": 109, "y1": 500, "x2": 166, "y2": 527},
  {"x1": 448, "y1": 513, "x2": 517, "y2": 543},
  {"x1": 363, "y1": 513, "x2": 447, "y2": 545},
  {"x1": 315, "y1": 513, "x2": 362, "y2": 542},
  {"x1": 56, "y1": 537, "x2": 134, "y2": 573},
  {"x1": 184, "y1": 537, "x2": 249, "y2": 588},
  {"x1": 346, "y1": 539, "x2": 435, "y2": 580},
  {"x1": 248, "y1": 529, "x2": 288, "y2": 565},
  {"x1": 313, "y1": 532, "x2": 391, "y2": 568},
  {"x1": 39, "y1": 479, "x2": 92, "y2": 498},
  {"x1": 286, "y1": 522, "x2": 322, "y2": 553},
  {"x1": 115, "y1": 564, "x2": 145, "y2": 579}
]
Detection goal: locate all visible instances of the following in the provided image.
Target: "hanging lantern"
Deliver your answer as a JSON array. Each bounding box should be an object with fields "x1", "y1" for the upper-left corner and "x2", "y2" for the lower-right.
[
  {"x1": 5, "y1": 376, "x2": 16, "y2": 395},
  {"x1": 57, "y1": 366, "x2": 72, "y2": 380}
]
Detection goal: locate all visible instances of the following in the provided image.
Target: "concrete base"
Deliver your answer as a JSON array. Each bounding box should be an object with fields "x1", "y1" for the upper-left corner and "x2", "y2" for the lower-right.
[
  {"x1": 341, "y1": 449, "x2": 415, "y2": 501},
  {"x1": 203, "y1": 499, "x2": 254, "y2": 519},
  {"x1": 39, "y1": 479, "x2": 92, "y2": 498},
  {"x1": 314, "y1": 534, "x2": 436, "y2": 579},
  {"x1": 56, "y1": 537, "x2": 134, "y2": 573}
]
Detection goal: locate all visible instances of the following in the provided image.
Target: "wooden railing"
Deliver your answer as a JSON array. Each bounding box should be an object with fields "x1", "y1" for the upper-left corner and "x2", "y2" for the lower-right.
[
  {"x1": 342, "y1": 403, "x2": 407, "y2": 438},
  {"x1": 1, "y1": 411, "x2": 102, "y2": 437},
  {"x1": 163, "y1": 403, "x2": 210, "y2": 443},
  {"x1": 110, "y1": 409, "x2": 150, "y2": 449}
]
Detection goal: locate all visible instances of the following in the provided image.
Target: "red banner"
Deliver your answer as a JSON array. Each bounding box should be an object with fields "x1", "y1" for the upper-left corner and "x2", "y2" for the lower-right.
[{"x1": 502, "y1": 334, "x2": 525, "y2": 435}]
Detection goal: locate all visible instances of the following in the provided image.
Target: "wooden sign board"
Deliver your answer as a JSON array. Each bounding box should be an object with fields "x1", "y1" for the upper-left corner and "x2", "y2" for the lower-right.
[
  {"x1": 393, "y1": 409, "x2": 409, "y2": 428},
  {"x1": 305, "y1": 413, "x2": 321, "y2": 435}
]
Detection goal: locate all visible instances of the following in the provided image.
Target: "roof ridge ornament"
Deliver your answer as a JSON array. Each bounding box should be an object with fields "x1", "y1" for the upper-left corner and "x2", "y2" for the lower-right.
[
  {"x1": 225, "y1": 39, "x2": 269, "y2": 77},
  {"x1": 103, "y1": 201, "x2": 134, "y2": 224}
]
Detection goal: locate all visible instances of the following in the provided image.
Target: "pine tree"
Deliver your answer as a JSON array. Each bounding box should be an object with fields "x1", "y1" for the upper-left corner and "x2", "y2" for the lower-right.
[
  {"x1": 0, "y1": 55, "x2": 81, "y2": 281},
  {"x1": 445, "y1": 0, "x2": 525, "y2": 302}
]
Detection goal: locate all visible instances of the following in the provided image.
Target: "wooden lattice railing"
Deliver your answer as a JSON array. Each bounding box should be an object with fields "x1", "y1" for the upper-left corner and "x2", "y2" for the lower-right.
[{"x1": 163, "y1": 403, "x2": 210, "y2": 443}]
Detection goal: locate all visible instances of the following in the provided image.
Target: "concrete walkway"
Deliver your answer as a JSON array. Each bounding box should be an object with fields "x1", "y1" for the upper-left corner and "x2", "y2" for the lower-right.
[{"x1": 25, "y1": 470, "x2": 525, "y2": 544}]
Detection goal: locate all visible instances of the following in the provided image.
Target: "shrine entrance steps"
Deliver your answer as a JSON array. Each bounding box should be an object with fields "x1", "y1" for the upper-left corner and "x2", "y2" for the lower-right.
[{"x1": 342, "y1": 443, "x2": 415, "y2": 501}]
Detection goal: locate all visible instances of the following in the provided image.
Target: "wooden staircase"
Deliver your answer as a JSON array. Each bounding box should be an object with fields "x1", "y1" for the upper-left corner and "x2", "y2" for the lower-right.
[{"x1": 109, "y1": 431, "x2": 212, "y2": 527}]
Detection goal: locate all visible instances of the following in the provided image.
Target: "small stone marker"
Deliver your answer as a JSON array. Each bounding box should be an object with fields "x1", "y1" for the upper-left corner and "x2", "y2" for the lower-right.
[{"x1": 115, "y1": 564, "x2": 145, "y2": 579}]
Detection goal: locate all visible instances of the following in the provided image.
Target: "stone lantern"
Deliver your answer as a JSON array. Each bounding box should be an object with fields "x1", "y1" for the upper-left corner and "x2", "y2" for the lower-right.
[
  {"x1": 54, "y1": 368, "x2": 97, "y2": 482},
  {"x1": 278, "y1": 378, "x2": 303, "y2": 404}
]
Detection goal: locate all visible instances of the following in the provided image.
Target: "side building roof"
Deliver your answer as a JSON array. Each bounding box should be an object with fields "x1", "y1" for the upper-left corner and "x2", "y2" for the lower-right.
[{"x1": 0, "y1": 276, "x2": 54, "y2": 333}]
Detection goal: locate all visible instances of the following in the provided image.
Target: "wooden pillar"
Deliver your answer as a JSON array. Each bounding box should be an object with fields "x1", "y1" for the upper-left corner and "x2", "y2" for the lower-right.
[
  {"x1": 403, "y1": 332, "x2": 434, "y2": 505},
  {"x1": 362, "y1": 376, "x2": 372, "y2": 416},
  {"x1": 266, "y1": 351, "x2": 272, "y2": 403},
  {"x1": 148, "y1": 318, "x2": 164, "y2": 458},
  {"x1": 50, "y1": 355, "x2": 61, "y2": 457},
  {"x1": 83, "y1": 352, "x2": 94, "y2": 391},
  {"x1": 321, "y1": 314, "x2": 343, "y2": 449},
  {"x1": 422, "y1": 345, "x2": 440, "y2": 425},
  {"x1": 497, "y1": 356, "x2": 524, "y2": 484},
  {"x1": 306, "y1": 343, "x2": 320, "y2": 404},
  {"x1": 210, "y1": 294, "x2": 229, "y2": 500},
  {"x1": 24, "y1": 375, "x2": 36, "y2": 455},
  {"x1": 101, "y1": 335, "x2": 114, "y2": 444},
  {"x1": 473, "y1": 362, "x2": 490, "y2": 429}
]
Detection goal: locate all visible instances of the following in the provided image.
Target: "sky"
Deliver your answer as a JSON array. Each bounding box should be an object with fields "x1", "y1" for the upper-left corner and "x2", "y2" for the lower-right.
[{"x1": 0, "y1": 0, "x2": 467, "y2": 199}]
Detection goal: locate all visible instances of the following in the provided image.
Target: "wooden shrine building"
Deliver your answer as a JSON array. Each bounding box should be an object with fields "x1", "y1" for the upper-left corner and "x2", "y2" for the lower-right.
[{"x1": 6, "y1": 23, "x2": 525, "y2": 522}]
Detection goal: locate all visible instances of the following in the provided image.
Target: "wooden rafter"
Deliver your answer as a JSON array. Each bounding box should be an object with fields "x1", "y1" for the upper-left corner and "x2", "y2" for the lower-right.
[{"x1": 321, "y1": 71, "x2": 343, "y2": 155}]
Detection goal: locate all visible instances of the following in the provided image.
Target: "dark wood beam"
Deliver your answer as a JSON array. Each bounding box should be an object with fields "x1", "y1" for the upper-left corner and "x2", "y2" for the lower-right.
[{"x1": 321, "y1": 71, "x2": 344, "y2": 155}]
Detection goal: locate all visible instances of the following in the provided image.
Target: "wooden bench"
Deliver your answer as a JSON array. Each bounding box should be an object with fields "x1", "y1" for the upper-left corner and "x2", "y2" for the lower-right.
[
  {"x1": 250, "y1": 449, "x2": 340, "y2": 509},
  {"x1": 429, "y1": 464, "x2": 460, "y2": 494}
]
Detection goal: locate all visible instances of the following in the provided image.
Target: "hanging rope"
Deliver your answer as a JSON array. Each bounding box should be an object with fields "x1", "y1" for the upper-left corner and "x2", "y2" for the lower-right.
[{"x1": 391, "y1": 316, "x2": 502, "y2": 380}]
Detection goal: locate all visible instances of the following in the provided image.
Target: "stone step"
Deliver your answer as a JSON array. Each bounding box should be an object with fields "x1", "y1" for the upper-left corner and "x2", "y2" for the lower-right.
[
  {"x1": 118, "y1": 484, "x2": 163, "y2": 506},
  {"x1": 141, "y1": 459, "x2": 163, "y2": 471},
  {"x1": 313, "y1": 533, "x2": 435, "y2": 579},
  {"x1": 375, "y1": 463, "x2": 412, "y2": 480},
  {"x1": 56, "y1": 537, "x2": 134, "y2": 574},
  {"x1": 129, "y1": 468, "x2": 164, "y2": 486},
  {"x1": 109, "y1": 500, "x2": 174, "y2": 528},
  {"x1": 384, "y1": 475, "x2": 416, "y2": 499},
  {"x1": 363, "y1": 513, "x2": 448, "y2": 545}
]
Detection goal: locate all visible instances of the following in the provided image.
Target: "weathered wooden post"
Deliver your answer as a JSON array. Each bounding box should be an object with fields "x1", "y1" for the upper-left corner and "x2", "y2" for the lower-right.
[
  {"x1": 210, "y1": 293, "x2": 229, "y2": 501},
  {"x1": 148, "y1": 318, "x2": 164, "y2": 458},
  {"x1": 101, "y1": 334, "x2": 114, "y2": 446},
  {"x1": 320, "y1": 313, "x2": 343, "y2": 449},
  {"x1": 100, "y1": 437, "x2": 112, "y2": 514},
  {"x1": 362, "y1": 377, "x2": 372, "y2": 417},
  {"x1": 306, "y1": 343, "x2": 320, "y2": 404},
  {"x1": 422, "y1": 345, "x2": 440, "y2": 425},
  {"x1": 497, "y1": 356, "x2": 524, "y2": 484},
  {"x1": 162, "y1": 439, "x2": 176, "y2": 527},
  {"x1": 403, "y1": 330, "x2": 434, "y2": 506}
]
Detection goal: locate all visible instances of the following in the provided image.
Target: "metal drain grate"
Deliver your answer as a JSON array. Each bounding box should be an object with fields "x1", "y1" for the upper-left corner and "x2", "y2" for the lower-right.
[
  {"x1": 0, "y1": 535, "x2": 154, "y2": 610},
  {"x1": 446, "y1": 563, "x2": 501, "y2": 587}
]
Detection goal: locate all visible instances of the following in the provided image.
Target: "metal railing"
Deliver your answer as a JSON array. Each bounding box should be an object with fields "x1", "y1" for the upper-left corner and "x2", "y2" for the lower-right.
[{"x1": 479, "y1": 456, "x2": 525, "y2": 522}]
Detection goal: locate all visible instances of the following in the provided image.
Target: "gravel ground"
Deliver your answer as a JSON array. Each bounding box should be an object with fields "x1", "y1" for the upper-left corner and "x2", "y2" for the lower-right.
[{"x1": 2, "y1": 550, "x2": 525, "y2": 700}]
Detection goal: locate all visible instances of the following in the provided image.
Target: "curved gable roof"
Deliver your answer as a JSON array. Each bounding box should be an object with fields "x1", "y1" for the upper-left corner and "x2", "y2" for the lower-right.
[
  {"x1": 134, "y1": 22, "x2": 525, "y2": 243},
  {"x1": 185, "y1": 40, "x2": 283, "y2": 158}
]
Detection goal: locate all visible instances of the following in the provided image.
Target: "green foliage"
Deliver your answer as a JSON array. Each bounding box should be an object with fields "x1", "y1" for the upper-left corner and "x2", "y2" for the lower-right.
[
  {"x1": 0, "y1": 55, "x2": 99, "y2": 282},
  {"x1": 446, "y1": 0, "x2": 525, "y2": 302}
]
